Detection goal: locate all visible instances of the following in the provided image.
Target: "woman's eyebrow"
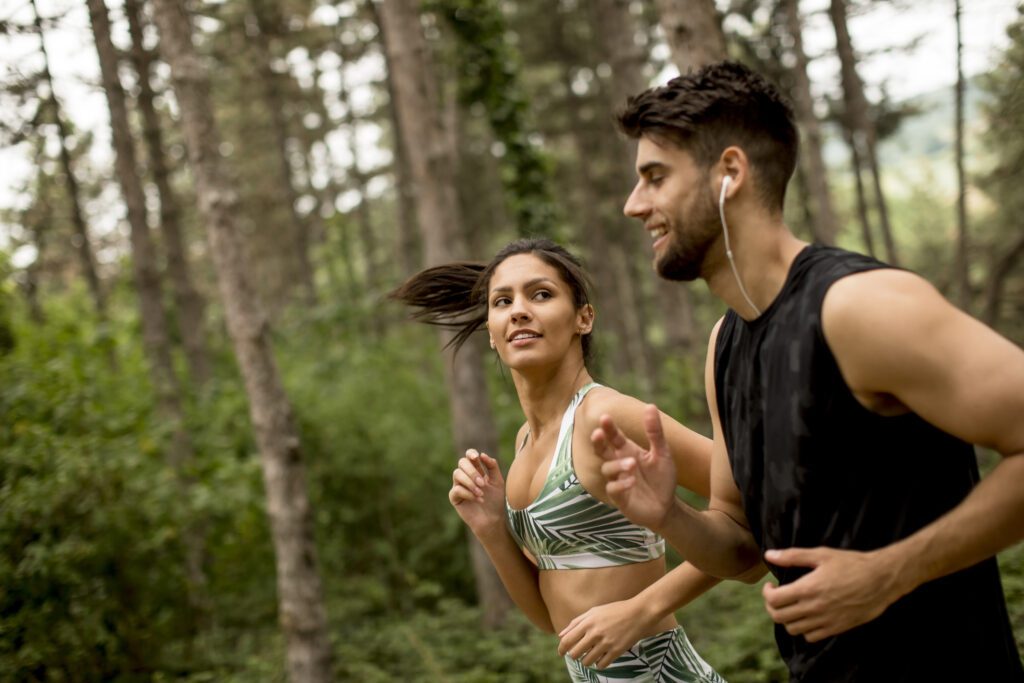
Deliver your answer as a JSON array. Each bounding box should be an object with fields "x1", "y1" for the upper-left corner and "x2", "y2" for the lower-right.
[{"x1": 490, "y1": 277, "x2": 557, "y2": 294}]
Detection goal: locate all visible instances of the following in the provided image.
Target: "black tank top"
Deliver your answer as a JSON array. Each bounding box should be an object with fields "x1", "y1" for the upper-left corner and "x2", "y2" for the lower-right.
[{"x1": 714, "y1": 244, "x2": 1022, "y2": 682}]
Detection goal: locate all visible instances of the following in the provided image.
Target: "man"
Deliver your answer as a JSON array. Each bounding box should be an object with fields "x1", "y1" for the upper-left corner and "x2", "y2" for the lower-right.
[{"x1": 595, "y1": 61, "x2": 1024, "y2": 681}]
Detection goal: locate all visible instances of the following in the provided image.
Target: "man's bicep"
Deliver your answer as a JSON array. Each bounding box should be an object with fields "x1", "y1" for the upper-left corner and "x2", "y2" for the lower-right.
[{"x1": 825, "y1": 270, "x2": 1024, "y2": 456}]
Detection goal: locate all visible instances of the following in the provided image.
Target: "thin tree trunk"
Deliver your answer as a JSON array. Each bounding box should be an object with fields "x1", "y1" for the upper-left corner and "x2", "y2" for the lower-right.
[
  {"x1": 829, "y1": 0, "x2": 898, "y2": 265},
  {"x1": 954, "y1": 0, "x2": 970, "y2": 308},
  {"x1": 124, "y1": 0, "x2": 212, "y2": 388},
  {"x1": 337, "y1": 74, "x2": 381, "y2": 299},
  {"x1": 781, "y1": 0, "x2": 840, "y2": 246},
  {"x1": 983, "y1": 232, "x2": 1024, "y2": 327},
  {"x1": 592, "y1": 0, "x2": 699, "y2": 362},
  {"x1": 149, "y1": 3, "x2": 333, "y2": 681},
  {"x1": 248, "y1": 0, "x2": 317, "y2": 305},
  {"x1": 841, "y1": 121, "x2": 876, "y2": 256},
  {"x1": 87, "y1": 0, "x2": 209, "y2": 626},
  {"x1": 30, "y1": 0, "x2": 107, "y2": 320},
  {"x1": 24, "y1": 161, "x2": 49, "y2": 325},
  {"x1": 367, "y1": 0, "x2": 420, "y2": 278},
  {"x1": 377, "y1": 0, "x2": 513, "y2": 628},
  {"x1": 548, "y1": 7, "x2": 646, "y2": 385},
  {"x1": 654, "y1": 0, "x2": 727, "y2": 72}
]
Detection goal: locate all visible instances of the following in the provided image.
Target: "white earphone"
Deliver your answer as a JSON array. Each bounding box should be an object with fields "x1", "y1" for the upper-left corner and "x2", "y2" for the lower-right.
[
  {"x1": 718, "y1": 174, "x2": 762, "y2": 317},
  {"x1": 720, "y1": 175, "x2": 732, "y2": 204}
]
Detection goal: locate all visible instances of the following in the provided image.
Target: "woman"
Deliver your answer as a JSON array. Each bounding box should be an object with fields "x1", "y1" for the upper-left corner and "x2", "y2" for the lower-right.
[{"x1": 394, "y1": 238, "x2": 725, "y2": 682}]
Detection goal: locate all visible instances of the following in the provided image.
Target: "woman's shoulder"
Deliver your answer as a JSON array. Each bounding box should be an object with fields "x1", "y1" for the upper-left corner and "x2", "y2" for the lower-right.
[{"x1": 578, "y1": 384, "x2": 647, "y2": 433}]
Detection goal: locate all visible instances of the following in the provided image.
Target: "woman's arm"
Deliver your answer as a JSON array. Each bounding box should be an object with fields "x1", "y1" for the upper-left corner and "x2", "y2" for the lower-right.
[
  {"x1": 580, "y1": 388, "x2": 712, "y2": 498},
  {"x1": 556, "y1": 561, "x2": 720, "y2": 668},
  {"x1": 451, "y1": 448, "x2": 554, "y2": 632}
]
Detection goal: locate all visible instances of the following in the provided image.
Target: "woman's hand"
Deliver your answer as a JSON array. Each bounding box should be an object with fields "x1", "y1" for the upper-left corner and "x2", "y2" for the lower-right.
[
  {"x1": 557, "y1": 597, "x2": 657, "y2": 670},
  {"x1": 449, "y1": 449, "x2": 506, "y2": 536}
]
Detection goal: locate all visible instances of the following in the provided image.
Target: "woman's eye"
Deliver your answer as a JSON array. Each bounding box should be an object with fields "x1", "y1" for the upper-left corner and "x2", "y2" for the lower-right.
[
  {"x1": 533, "y1": 290, "x2": 552, "y2": 301},
  {"x1": 493, "y1": 297, "x2": 510, "y2": 307}
]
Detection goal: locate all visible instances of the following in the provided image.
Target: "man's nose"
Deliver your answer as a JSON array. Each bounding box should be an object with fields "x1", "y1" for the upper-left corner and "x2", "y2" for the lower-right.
[{"x1": 623, "y1": 183, "x2": 648, "y2": 219}]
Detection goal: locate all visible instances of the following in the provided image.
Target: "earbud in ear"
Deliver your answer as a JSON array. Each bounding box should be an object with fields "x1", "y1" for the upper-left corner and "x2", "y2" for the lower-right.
[{"x1": 720, "y1": 176, "x2": 733, "y2": 204}]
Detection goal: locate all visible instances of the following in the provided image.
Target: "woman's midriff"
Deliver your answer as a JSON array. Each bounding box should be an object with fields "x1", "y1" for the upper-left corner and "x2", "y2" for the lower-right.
[{"x1": 538, "y1": 556, "x2": 678, "y2": 635}]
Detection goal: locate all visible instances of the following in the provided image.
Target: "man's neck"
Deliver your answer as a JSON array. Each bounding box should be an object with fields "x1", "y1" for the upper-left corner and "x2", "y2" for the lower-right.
[{"x1": 703, "y1": 218, "x2": 807, "y2": 320}]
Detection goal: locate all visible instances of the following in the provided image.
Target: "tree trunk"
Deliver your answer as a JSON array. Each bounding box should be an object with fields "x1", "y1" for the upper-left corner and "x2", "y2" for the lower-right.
[
  {"x1": 781, "y1": 0, "x2": 840, "y2": 246},
  {"x1": 30, "y1": 0, "x2": 107, "y2": 321},
  {"x1": 592, "y1": 0, "x2": 699, "y2": 362},
  {"x1": 337, "y1": 74, "x2": 381, "y2": 301},
  {"x1": 87, "y1": 0, "x2": 209, "y2": 625},
  {"x1": 124, "y1": 0, "x2": 212, "y2": 388},
  {"x1": 829, "y1": 0, "x2": 898, "y2": 265},
  {"x1": 377, "y1": 0, "x2": 513, "y2": 628},
  {"x1": 954, "y1": 0, "x2": 970, "y2": 308},
  {"x1": 840, "y1": 120, "x2": 876, "y2": 256},
  {"x1": 983, "y1": 232, "x2": 1024, "y2": 327},
  {"x1": 248, "y1": 0, "x2": 317, "y2": 305},
  {"x1": 654, "y1": 0, "x2": 727, "y2": 72},
  {"x1": 149, "y1": 3, "x2": 333, "y2": 681}
]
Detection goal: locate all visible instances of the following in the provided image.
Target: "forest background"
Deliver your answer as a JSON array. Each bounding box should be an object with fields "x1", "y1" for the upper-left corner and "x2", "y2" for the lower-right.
[{"x1": 1, "y1": 0, "x2": 1022, "y2": 681}]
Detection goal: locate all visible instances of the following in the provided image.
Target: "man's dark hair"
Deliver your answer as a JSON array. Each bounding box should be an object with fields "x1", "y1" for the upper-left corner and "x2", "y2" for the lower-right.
[{"x1": 617, "y1": 61, "x2": 798, "y2": 211}]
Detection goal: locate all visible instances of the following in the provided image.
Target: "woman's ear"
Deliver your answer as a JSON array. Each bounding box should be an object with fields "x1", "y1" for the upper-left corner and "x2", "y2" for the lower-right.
[{"x1": 578, "y1": 304, "x2": 595, "y2": 335}]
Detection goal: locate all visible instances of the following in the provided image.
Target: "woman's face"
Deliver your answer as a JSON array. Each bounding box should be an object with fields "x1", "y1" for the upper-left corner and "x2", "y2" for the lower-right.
[{"x1": 486, "y1": 253, "x2": 592, "y2": 370}]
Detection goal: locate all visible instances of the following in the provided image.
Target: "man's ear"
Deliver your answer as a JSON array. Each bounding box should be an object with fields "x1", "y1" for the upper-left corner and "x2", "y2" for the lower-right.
[{"x1": 716, "y1": 146, "x2": 750, "y2": 200}]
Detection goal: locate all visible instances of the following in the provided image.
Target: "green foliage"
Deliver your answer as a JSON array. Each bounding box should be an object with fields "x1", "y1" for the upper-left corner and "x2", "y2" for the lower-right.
[
  {"x1": 0, "y1": 303, "x2": 189, "y2": 680},
  {"x1": 431, "y1": 0, "x2": 563, "y2": 239},
  {"x1": 336, "y1": 600, "x2": 564, "y2": 683}
]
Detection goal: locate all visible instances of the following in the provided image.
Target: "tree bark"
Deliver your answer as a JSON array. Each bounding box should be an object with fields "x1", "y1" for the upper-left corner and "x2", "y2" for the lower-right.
[
  {"x1": 654, "y1": 0, "x2": 727, "y2": 73},
  {"x1": 829, "y1": 0, "x2": 899, "y2": 264},
  {"x1": 983, "y1": 232, "x2": 1024, "y2": 327},
  {"x1": 336, "y1": 73, "x2": 381, "y2": 301},
  {"x1": 124, "y1": 0, "x2": 212, "y2": 388},
  {"x1": 592, "y1": 0, "x2": 699, "y2": 362},
  {"x1": 248, "y1": 0, "x2": 317, "y2": 305},
  {"x1": 954, "y1": 0, "x2": 970, "y2": 308},
  {"x1": 30, "y1": 0, "x2": 107, "y2": 321},
  {"x1": 351, "y1": 0, "x2": 421, "y2": 279},
  {"x1": 781, "y1": 0, "x2": 840, "y2": 246},
  {"x1": 87, "y1": 0, "x2": 209, "y2": 626},
  {"x1": 840, "y1": 120, "x2": 876, "y2": 256},
  {"x1": 149, "y1": 3, "x2": 333, "y2": 681},
  {"x1": 377, "y1": 0, "x2": 513, "y2": 628}
]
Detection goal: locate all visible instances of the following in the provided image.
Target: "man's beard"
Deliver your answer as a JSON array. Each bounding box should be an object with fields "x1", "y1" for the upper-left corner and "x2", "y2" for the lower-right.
[{"x1": 655, "y1": 187, "x2": 720, "y2": 282}]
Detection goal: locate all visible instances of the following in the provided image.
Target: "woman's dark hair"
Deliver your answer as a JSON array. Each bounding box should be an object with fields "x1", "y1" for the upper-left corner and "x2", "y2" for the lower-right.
[{"x1": 390, "y1": 238, "x2": 595, "y2": 365}]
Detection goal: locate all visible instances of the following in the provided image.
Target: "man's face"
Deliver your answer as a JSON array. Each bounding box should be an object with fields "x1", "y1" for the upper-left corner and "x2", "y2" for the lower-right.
[{"x1": 623, "y1": 137, "x2": 719, "y2": 281}]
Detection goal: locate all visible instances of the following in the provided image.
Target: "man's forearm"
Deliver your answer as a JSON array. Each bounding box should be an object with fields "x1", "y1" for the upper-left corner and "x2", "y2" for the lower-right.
[
  {"x1": 878, "y1": 452, "x2": 1024, "y2": 600},
  {"x1": 657, "y1": 501, "x2": 762, "y2": 578}
]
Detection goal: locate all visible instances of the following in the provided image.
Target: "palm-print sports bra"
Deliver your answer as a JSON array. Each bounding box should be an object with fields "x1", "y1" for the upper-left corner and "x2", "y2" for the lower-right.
[{"x1": 505, "y1": 383, "x2": 666, "y2": 570}]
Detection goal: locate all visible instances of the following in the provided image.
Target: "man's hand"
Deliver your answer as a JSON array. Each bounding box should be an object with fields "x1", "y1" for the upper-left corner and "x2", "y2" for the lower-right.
[
  {"x1": 762, "y1": 546, "x2": 905, "y2": 642},
  {"x1": 593, "y1": 404, "x2": 678, "y2": 532},
  {"x1": 557, "y1": 598, "x2": 655, "y2": 670}
]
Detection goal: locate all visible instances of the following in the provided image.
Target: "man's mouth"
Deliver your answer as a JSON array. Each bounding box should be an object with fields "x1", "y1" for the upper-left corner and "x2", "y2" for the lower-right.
[{"x1": 647, "y1": 224, "x2": 668, "y2": 241}]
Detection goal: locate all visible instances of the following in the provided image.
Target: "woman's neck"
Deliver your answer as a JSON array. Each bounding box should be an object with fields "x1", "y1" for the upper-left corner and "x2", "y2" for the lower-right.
[{"x1": 512, "y1": 359, "x2": 592, "y2": 441}]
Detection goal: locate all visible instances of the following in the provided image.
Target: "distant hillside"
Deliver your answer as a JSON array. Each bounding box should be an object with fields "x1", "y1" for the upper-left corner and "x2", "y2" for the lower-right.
[{"x1": 823, "y1": 75, "x2": 993, "y2": 195}]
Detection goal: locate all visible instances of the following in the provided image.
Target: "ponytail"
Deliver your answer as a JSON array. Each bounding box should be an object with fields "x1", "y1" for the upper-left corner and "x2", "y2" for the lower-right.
[{"x1": 390, "y1": 262, "x2": 488, "y2": 354}]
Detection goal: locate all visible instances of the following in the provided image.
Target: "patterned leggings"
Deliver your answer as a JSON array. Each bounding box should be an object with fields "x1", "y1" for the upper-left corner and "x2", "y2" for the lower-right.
[{"x1": 564, "y1": 626, "x2": 725, "y2": 683}]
